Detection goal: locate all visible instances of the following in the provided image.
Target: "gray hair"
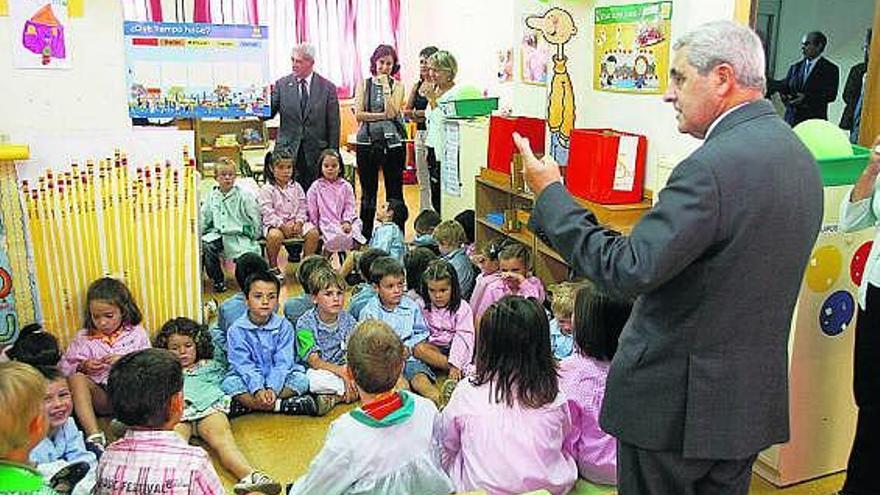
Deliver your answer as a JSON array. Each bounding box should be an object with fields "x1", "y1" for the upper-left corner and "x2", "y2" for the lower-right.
[
  {"x1": 291, "y1": 43, "x2": 316, "y2": 61},
  {"x1": 673, "y1": 20, "x2": 766, "y2": 92}
]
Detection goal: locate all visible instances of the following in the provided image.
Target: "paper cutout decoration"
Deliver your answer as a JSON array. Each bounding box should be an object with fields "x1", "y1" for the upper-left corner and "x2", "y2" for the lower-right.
[
  {"x1": 850, "y1": 241, "x2": 872, "y2": 287},
  {"x1": 22, "y1": 4, "x2": 66, "y2": 64},
  {"x1": 819, "y1": 290, "x2": 855, "y2": 337},
  {"x1": 805, "y1": 244, "x2": 842, "y2": 293}
]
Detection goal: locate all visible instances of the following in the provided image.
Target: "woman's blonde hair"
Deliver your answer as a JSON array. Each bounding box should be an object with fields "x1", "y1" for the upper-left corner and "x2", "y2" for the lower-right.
[
  {"x1": 0, "y1": 362, "x2": 46, "y2": 456},
  {"x1": 429, "y1": 50, "x2": 458, "y2": 80}
]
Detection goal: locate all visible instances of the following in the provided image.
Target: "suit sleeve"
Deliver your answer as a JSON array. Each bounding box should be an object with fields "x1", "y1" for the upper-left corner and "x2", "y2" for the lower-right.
[
  {"x1": 529, "y1": 157, "x2": 720, "y2": 299},
  {"x1": 327, "y1": 81, "x2": 341, "y2": 149},
  {"x1": 269, "y1": 79, "x2": 280, "y2": 119}
]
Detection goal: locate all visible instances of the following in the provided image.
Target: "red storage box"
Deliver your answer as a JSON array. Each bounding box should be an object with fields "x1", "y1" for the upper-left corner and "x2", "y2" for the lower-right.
[
  {"x1": 487, "y1": 115, "x2": 545, "y2": 174},
  {"x1": 567, "y1": 128, "x2": 647, "y2": 204}
]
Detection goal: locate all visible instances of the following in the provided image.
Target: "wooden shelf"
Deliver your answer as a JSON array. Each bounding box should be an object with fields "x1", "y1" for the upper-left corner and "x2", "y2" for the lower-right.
[{"x1": 475, "y1": 166, "x2": 651, "y2": 283}]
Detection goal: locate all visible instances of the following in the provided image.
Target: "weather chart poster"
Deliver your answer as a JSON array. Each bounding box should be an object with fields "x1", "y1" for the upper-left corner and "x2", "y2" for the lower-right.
[
  {"x1": 11, "y1": 0, "x2": 70, "y2": 69},
  {"x1": 594, "y1": 1, "x2": 672, "y2": 94},
  {"x1": 124, "y1": 21, "x2": 271, "y2": 119}
]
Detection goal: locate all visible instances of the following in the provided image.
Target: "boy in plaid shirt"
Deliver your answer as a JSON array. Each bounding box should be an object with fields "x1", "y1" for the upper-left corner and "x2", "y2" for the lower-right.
[{"x1": 94, "y1": 349, "x2": 227, "y2": 495}]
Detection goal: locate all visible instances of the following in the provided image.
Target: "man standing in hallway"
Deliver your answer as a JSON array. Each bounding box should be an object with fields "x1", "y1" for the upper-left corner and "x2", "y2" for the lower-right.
[
  {"x1": 269, "y1": 43, "x2": 340, "y2": 191},
  {"x1": 769, "y1": 31, "x2": 840, "y2": 126},
  {"x1": 516, "y1": 20, "x2": 823, "y2": 494}
]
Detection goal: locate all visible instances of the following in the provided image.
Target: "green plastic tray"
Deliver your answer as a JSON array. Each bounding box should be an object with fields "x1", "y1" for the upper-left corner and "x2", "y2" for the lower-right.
[
  {"x1": 818, "y1": 145, "x2": 870, "y2": 186},
  {"x1": 440, "y1": 97, "x2": 499, "y2": 118}
]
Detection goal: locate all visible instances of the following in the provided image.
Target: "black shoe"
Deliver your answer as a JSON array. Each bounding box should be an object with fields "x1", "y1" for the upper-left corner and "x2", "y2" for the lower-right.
[
  {"x1": 213, "y1": 281, "x2": 227, "y2": 293},
  {"x1": 228, "y1": 400, "x2": 251, "y2": 418},
  {"x1": 345, "y1": 271, "x2": 363, "y2": 287},
  {"x1": 279, "y1": 394, "x2": 318, "y2": 416},
  {"x1": 49, "y1": 461, "x2": 90, "y2": 495}
]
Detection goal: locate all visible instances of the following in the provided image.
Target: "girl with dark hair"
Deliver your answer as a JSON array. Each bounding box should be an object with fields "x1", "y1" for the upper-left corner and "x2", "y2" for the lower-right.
[
  {"x1": 559, "y1": 284, "x2": 633, "y2": 485},
  {"x1": 7, "y1": 323, "x2": 61, "y2": 366},
  {"x1": 306, "y1": 148, "x2": 366, "y2": 261},
  {"x1": 258, "y1": 150, "x2": 320, "y2": 279},
  {"x1": 355, "y1": 44, "x2": 407, "y2": 239},
  {"x1": 416, "y1": 260, "x2": 475, "y2": 390},
  {"x1": 155, "y1": 317, "x2": 280, "y2": 495},
  {"x1": 438, "y1": 296, "x2": 578, "y2": 495},
  {"x1": 58, "y1": 277, "x2": 150, "y2": 451}
]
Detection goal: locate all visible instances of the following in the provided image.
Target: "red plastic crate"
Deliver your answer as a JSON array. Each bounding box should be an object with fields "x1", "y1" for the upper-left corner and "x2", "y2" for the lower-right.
[
  {"x1": 487, "y1": 115, "x2": 545, "y2": 174},
  {"x1": 567, "y1": 128, "x2": 647, "y2": 204}
]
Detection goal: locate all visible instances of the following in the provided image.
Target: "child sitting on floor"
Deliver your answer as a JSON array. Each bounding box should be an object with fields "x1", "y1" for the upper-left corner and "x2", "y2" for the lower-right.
[
  {"x1": 222, "y1": 271, "x2": 332, "y2": 416},
  {"x1": 438, "y1": 296, "x2": 578, "y2": 495},
  {"x1": 403, "y1": 246, "x2": 438, "y2": 306},
  {"x1": 369, "y1": 199, "x2": 408, "y2": 262},
  {"x1": 306, "y1": 149, "x2": 366, "y2": 263},
  {"x1": 283, "y1": 255, "x2": 333, "y2": 326},
  {"x1": 559, "y1": 285, "x2": 632, "y2": 485},
  {"x1": 296, "y1": 270, "x2": 359, "y2": 404},
  {"x1": 433, "y1": 220, "x2": 476, "y2": 300},
  {"x1": 288, "y1": 320, "x2": 454, "y2": 495},
  {"x1": 359, "y1": 257, "x2": 441, "y2": 405},
  {"x1": 346, "y1": 248, "x2": 388, "y2": 319},
  {"x1": 213, "y1": 252, "x2": 270, "y2": 368},
  {"x1": 411, "y1": 209, "x2": 441, "y2": 253},
  {"x1": 95, "y1": 349, "x2": 226, "y2": 495},
  {"x1": 58, "y1": 277, "x2": 151, "y2": 451},
  {"x1": 258, "y1": 150, "x2": 321, "y2": 280},
  {"x1": 471, "y1": 242, "x2": 545, "y2": 322},
  {"x1": 417, "y1": 259, "x2": 475, "y2": 386},
  {"x1": 200, "y1": 156, "x2": 262, "y2": 293},
  {"x1": 468, "y1": 237, "x2": 507, "y2": 315},
  {"x1": 548, "y1": 282, "x2": 578, "y2": 360},
  {"x1": 156, "y1": 317, "x2": 281, "y2": 495}
]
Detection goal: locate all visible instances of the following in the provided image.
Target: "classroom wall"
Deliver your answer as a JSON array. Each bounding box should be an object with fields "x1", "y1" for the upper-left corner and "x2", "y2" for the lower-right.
[
  {"x1": 0, "y1": 0, "x2": 132, "y2": 134},
  {"x1": 771, "y1": 0, "x2": 875, "y2": 126}
]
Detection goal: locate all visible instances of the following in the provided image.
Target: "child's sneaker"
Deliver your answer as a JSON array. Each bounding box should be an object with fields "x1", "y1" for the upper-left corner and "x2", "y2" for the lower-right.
[
  {"x1": 85, "y1": 432, "x2": 107, "y2": 458},
  {"x1": 279, "y1": 394, "x2": 317, "y2": 416},
  {"x1": 439, "y1": 379, "x2": 458, "y2": 409},
  {"x1": 213, "y1": 281, "x2": 227, "y2": 293},
  {"x1": 268, "y1": 267, "x2": 285, "y2": 282},
  {"x1": 49, "y1": 461, "x2": 91, "y2": 495},
  {"x1": 314, "y1": 394, "x2": 338, "y2": 416},
  {"x1": 229, "y1": 400, "x2": 251, "y2": 418},
  {"x1": 234, "y1": 471, "x2": 281, "y2": 495}
]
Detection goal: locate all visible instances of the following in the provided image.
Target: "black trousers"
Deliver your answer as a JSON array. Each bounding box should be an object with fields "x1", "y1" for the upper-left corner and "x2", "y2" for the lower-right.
[
  {"x1": 617, "y1": 441, "x2": 756, "y2": 495},
  {"x1": 357, "y1": 143, "x2": 405, "y2": 238},
  {"x1": 202, "y1": 238, "x2": 225, "y2": 285},
  {"x1": 841, "y1": 284, "x2": 880, "y2": 495},
  {"x1": 427, "y1": 146, "x2": 441, "y2": 213},
  {"x1": 294, "y1": 145, "x2": 318, "y2": 193}
]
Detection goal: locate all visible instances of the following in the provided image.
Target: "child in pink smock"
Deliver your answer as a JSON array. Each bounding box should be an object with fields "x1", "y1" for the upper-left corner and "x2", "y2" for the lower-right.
[
  {"x1": 306, "y1": 149, "x2": 366, "y2": 257},
  {"x1": 471, "y1": 242, "x2": 545, "y2": 322},
  {"x1": 437, "y1": 295, "x2": 577, "y2": 495},
  {"x1": 559, "y1": 284, "x2": 632, "y2": 485},
  {"x1": 258, "y1": 150, "x2": 320, "y2": 278},
  {"x1": 468, "y1": 237, "x2": 507, "y2": 315},
  {"x1": 416, "y1": 259, "x2": 475, "y2": 384}
]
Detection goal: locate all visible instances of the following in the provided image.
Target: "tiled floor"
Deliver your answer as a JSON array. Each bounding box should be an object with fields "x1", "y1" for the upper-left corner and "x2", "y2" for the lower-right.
[{"x1": 202, "y1": 182, "x2": 847, "y2": 494}]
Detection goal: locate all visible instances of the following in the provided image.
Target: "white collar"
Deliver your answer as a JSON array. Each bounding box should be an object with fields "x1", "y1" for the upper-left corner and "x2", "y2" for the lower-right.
[
  {"x1": 705, "y1": 101, "x2": 751, "y2": 140},
  {"x1": 297, "y1": 73, "x2": 313, "y2": 87}
]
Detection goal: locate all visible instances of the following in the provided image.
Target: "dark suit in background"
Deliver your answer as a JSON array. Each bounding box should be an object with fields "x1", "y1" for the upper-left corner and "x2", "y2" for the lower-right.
[
  {"x1": 840, "y1": 61, "x2": 867, "y2": 130},
  {"x1": 270, "y1": 72, "x2": 340, "y2": 191},
  {"x1": 772, "y1": 56, "x2": 839, "y2": 126},
  {"x1": 529, "y1": 100, "x2": 823, "y2": 492}
]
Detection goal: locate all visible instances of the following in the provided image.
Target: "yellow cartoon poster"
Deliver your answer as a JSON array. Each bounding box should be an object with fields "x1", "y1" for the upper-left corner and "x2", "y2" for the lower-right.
[{"x1": 594, "y1": 1, "x2": 672, "y2": 94}]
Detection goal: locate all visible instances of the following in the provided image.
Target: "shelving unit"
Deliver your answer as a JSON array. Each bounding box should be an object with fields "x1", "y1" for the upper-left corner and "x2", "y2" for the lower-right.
[
  {"x1": 193, "y1": 118, "x2": 269, "y2": 177},
  {"x1": 474, "y1": 167, "x2": 653, "y2": 283}
]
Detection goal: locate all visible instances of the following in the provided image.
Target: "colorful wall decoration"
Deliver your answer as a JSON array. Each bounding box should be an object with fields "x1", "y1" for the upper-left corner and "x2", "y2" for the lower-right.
[
  {"x1": 11, "y1": 0, "x2": 71, "y2": 69},
  {"x1": 594, "y1": 1, "x2": 672, "y2": 94},
  {"x1": 17, "y1": 150, "x2": 202, "y2": 347},
  {"x1": 124, "y1": 21, "x2": 270, "y2": 119},
  {"x1": 525, "y1": 7, "x2": 578, "y2": 165}
]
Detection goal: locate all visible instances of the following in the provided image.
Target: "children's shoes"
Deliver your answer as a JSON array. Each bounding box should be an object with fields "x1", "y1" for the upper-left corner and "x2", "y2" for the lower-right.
[
  {"x1": 278, "y1": 394, "x2": 318, "y2": 416},
  {"x1": 234, "y1": 471, "x2": 281, "y2": 495},
  {"x1": 49, "y1": 461, "x2": 90, "y2": 495},
  {"x1": 85, "y1": 432, "x2": 107, "y2": 458}
]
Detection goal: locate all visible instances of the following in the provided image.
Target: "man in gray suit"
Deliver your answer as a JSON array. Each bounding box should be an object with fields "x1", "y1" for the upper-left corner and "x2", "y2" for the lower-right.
[
  {"x1": 269, "y1": 43, "x2": 340, "y2": 191},
  {"x1": 515, "y1": 21, "x2": 823, "y2": 494}
]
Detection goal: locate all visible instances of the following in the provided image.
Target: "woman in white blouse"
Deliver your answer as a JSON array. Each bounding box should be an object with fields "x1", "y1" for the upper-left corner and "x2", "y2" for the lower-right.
[{"x1": 838, "y1": 135, "x2": 880, "y2": 495}]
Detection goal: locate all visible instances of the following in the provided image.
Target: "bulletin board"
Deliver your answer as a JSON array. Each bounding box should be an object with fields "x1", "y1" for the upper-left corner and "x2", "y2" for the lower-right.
[
  {"x1": 124, "y1": 21, "x2": 271, "y2": 119},
  {"x1": 593, "y1": 1, "x2": 672, "y2": 94}
]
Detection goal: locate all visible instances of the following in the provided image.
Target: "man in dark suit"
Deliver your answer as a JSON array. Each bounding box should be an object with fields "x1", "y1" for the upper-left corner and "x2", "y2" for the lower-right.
[
  {"x1": 840, "y1": 29, "x2": 871, "y2": 133},
  {"x1": 269, "y1": 43, "x2": 340, "y2": 191},
  {"x1": 516, "y1": 21, "x2": 823, "y2": 494},
  {"x1": 769, "y1": 31, "x2": 840, "y2": 126}
]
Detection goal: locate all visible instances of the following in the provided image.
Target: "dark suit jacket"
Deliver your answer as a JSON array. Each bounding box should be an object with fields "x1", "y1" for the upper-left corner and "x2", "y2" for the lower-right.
[
  {"x1": 270, "y1": 72, "x2": 340, "y2": 178},
  {"x1": 529, "y1": 100, "x2": 823, "y2": 459},
  {"x1": 777, "y1": 57, "x2": 840, "y2": 126},
  {"x1": 840, "y1": 62, "x2": 867, "y2": 129}
]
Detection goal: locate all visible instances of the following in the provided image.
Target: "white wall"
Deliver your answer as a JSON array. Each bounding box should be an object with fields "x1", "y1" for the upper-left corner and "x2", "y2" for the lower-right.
[
  {"x1": 0, "y1": 0, "x2": 131, "y2": 133},
  {"x1": 772, "y1": 0, "x2": 875, "y2": 125}
]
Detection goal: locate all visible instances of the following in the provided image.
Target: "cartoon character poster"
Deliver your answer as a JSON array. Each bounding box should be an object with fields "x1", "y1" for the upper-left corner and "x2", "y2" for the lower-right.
[
  {"x1": 594, "y1": 1, "x2": 671, "y2": 94},
  {"x1": 11, "y1": 0, "x2": 71, "y2": 69}
]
